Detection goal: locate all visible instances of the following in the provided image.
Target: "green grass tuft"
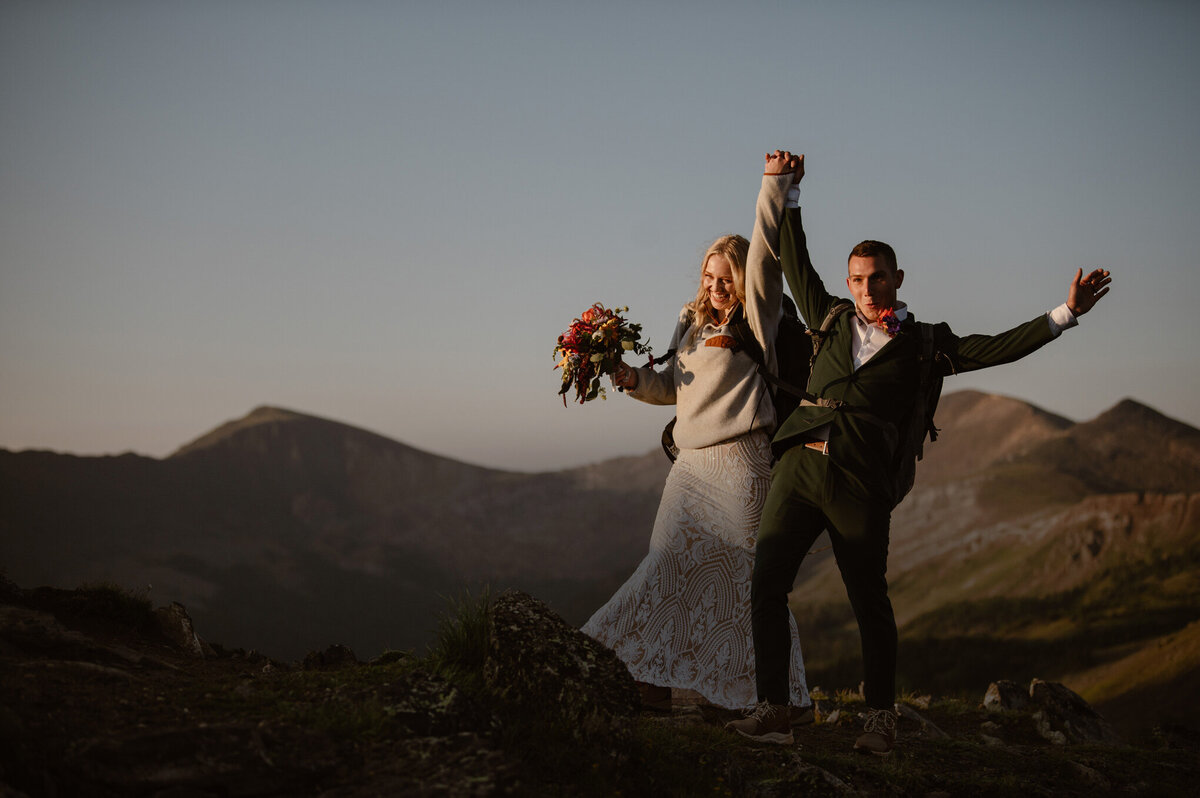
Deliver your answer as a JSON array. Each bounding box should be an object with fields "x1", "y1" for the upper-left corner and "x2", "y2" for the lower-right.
[
  {"x1": 57, "y1": 581, "x2": 157, "y2": 635},
  {"x1": 425, "y1": 586, "x2": 492, "y2": 689}
]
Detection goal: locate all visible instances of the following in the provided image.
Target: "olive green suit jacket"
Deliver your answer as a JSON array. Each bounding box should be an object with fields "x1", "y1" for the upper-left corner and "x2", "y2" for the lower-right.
[{"x1": 774, "y1": 207, "x2": 1058, "y2": 504}]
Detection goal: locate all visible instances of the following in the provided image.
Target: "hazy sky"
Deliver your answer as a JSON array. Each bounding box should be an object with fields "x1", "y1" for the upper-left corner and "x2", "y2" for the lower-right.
[{"x1": 2, "y1": 1, "x2": 1197, "y2": 472}]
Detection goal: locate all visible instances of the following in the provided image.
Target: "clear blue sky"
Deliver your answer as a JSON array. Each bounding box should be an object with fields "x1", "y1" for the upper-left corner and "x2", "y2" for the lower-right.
[{"x1": 2, "y1": 1, "x2": 1197, "y2": 471}]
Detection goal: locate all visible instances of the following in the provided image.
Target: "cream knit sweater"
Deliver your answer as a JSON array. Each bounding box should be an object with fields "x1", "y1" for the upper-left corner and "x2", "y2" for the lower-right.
[{"x1": 626, "y1": 174, "x2": 791, "y2": 450}]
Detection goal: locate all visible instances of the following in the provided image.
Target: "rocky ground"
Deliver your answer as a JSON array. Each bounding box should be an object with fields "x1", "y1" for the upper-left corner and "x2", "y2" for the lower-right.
[{"x1": 1, "y1": 581, "x2": 1196, "y2": 797}]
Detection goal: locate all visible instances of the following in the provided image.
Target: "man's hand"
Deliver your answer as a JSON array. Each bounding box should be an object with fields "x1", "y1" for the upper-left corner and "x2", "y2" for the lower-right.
[
  {"x1": 1067, "y1": 268, "x2": 1112, "y2": 316},
  {"x1": 765, "y1": 149, "x2": 804, "y2": 184}
]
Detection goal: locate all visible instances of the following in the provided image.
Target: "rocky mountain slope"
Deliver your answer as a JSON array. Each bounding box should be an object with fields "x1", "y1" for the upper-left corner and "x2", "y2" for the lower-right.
[
  {"x1": 2, "y1": 391, "x2": 1197, "y2": 733},
  {"x1": 3, "y1": 583, "x2": 1195, "y2": 797}
]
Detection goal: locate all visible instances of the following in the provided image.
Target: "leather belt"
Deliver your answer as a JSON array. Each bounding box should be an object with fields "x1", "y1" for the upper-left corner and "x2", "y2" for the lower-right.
[{"x1": 802, "y1": 440, "x2": 829, "y2": 455}]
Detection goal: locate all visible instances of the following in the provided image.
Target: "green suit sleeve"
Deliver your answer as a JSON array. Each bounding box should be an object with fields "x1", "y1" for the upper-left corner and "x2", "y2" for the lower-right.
[
  {"x1": 940, "y1": 315, "x2": 1057, "y2": 375},
  {"x1": 780, "y1": 206, "x2": 844, "y2": 327}
]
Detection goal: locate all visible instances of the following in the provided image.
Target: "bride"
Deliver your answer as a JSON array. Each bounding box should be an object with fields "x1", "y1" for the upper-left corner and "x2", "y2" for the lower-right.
[{"x1": 581, "y1": 152, "x2": 810, "y2": 715}]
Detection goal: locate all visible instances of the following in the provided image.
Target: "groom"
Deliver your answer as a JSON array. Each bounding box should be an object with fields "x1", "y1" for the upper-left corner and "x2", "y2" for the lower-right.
[{"x1": 727, "y1": 150, "x2": 1112, "y2": 753}]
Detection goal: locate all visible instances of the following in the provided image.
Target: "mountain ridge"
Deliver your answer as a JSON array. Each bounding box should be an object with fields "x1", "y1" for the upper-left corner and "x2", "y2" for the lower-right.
[
  {"x1": 0, "y1": 404, "x2": 671, "y2": 659},
  {"x1": 3, "y1": 390, "x2": 1197, "y2": 726}
]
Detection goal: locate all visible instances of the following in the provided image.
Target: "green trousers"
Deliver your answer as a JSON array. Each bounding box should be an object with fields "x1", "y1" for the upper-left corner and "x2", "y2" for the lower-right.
[{"x1": 751, "y1": 444, "x2": 897, "y2": 710}]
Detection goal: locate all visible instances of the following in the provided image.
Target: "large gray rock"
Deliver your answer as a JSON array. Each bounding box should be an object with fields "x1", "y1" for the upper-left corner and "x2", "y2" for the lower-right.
[
  {"x1": 483, "y1": 590, "x2": 638, "y2": 756},
  {"x1": 153, "y1": 601, "x2": 214, "y2": 659},
  {"x1": 983, "y1": 679, "x2": 1028, "y2": 712},
  {"x1": 1028, "y1": 679, "x2": 1122, "y2": 745}
]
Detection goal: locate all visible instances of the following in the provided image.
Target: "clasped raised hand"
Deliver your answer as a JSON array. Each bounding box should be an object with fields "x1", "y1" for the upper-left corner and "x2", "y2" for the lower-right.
[{"x1": 764, "y1": 149, "x2": 804, "y2": 183}]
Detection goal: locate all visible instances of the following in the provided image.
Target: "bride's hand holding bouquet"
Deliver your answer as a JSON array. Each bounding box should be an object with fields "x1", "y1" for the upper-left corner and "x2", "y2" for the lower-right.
[{"x1": 611, "y1": 361, "x2": 638, "y2": 390}]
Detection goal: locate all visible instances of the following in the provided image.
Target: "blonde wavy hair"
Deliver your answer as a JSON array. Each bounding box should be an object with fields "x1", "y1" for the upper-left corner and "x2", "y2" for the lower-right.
[{"x1": 687, "y1": 234, "x2": 749, "y2": 333}]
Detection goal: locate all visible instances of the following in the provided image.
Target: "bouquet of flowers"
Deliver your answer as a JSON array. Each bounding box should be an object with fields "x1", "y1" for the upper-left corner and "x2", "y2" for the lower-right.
[{"x1": 553, "y1": 303, "x2": 652, "y2": 404}]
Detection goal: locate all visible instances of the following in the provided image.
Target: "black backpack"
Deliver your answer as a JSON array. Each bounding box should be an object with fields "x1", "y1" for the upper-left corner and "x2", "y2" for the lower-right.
[
  {"x1": 886, "y1": 321, "x2": 955, "y2": 505},
  {"x1": 658, "y1": 296, "x2": 851, "y2": 461}
]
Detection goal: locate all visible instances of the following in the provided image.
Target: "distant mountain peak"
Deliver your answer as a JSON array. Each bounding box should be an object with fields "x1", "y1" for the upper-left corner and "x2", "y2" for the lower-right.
[
  {"x1": 1089, "y1": 397, "x2": 1190, "y2": 429},
  {"x1": 1070, "y1": 398, "x2": 1199, "y2": 443},
  {"x1": 168, "y1": 405, "x2": 359, "y2": 459},
  {"x1": 936, "y1": 389, "x2": 1074, "y2": 429},
  {"x1": 910, "y1": 390, "x2": 1074, "y2": 484},
  {"x1": 163, "y1": 405, "x2": 508, "y2": 480},
  {"x1": 1010, "y1": 397, "x2": 1200, "y2": 495},
  {"x1": 245, "y1": 405, "x2": 306, "y2": 420}
]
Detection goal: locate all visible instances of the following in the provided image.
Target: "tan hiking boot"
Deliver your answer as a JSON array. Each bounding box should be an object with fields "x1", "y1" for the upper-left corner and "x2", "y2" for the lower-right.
[
  {"x1": 853, "y1": 707, "x2": 897, "y2": 755},
  {"x1": 725, "y1": 701, "x2": 794, "y2": 745}
]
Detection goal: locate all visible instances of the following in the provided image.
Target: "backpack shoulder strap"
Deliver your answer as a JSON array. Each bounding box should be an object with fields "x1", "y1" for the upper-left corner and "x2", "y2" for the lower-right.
[
  {"x1": 724, "y1": 305, "x2": 765, "y2": 369},
  {"x1": 727, "y1": 293, "x2": 806, "y2": 367},
  {"x1": 806, "y1": 301, "x2": 854, "y2": 371},
  {"x1": 646, "y1": 308, "x2": 695, "y2": 368},
  {"x1": 914, "y1": 322, "x2": 938, "y2": 450},
  {"x1": 720, "y1": 300, "x2": 847, "y2": 412},
  {"x1": 913, "y1": 320, "x2": 953, "y2": 448}
]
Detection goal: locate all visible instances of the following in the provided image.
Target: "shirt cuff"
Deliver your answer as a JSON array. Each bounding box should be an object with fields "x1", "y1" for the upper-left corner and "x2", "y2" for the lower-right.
[
  {"x1": 1046, "y1": 303, "x2": 1078, "y2": 337},
  {"x1": 786, "y1": 184, "x2": 801, "y2": 208}
]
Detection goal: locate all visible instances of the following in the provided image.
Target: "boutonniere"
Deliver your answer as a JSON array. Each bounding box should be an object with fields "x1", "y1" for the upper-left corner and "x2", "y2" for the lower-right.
[{"x1": 875, "y1": 307, "x2": 902, "y2": 337}]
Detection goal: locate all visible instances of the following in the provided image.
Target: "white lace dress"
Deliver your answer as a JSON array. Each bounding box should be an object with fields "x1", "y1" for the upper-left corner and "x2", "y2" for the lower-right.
[{"x1": 581, "y1": 431, "x2": 810, "y2": 710}]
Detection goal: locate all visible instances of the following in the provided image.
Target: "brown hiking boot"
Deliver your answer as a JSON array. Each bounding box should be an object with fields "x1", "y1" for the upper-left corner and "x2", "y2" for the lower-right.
[
  {"x1": 853, "y1": 707, "x2": 897, "y2": 755},
  {"x1": 637, "y1": 682, "x2": 672, "y2": 711},
  {"x1": 725, "y1": 701, "x2": 794, "y2": 745}
]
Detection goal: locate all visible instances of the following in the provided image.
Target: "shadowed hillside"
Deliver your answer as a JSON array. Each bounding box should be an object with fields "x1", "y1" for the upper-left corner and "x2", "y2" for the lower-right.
[{"x1": 1, "y1": 406, "x2": 668, "y2": 660}]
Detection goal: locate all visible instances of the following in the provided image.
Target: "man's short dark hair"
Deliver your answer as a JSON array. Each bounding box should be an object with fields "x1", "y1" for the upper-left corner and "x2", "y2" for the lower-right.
[{"x1": 848, "y1": 240, "x2": 898, "y2": 273}]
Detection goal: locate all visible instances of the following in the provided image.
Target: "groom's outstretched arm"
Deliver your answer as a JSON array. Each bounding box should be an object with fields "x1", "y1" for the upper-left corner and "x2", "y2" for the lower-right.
[{"x1": 942, "y1": 267, "x2": 1114, "y2": 374}]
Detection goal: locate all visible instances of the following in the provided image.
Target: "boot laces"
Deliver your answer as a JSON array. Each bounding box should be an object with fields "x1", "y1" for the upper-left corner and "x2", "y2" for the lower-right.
[
  {"x1": 863, "y1": 708, "x2": 896, "y2": 735},
  {"x1": 742, "y1": 700, "x2": 782, "y2": 721}
]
